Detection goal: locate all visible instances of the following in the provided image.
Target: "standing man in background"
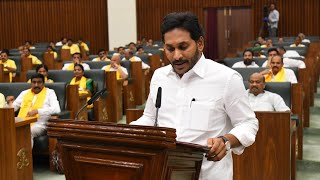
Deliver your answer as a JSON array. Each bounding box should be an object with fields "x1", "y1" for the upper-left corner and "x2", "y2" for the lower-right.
[{"x1": 268, "y1": 3, "x2": 279, "y2": 37}]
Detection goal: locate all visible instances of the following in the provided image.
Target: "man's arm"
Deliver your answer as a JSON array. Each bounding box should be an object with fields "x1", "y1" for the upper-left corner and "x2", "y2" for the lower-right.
[{"x1": 37, "y1": 89, "x2": 61, "y2": 116}]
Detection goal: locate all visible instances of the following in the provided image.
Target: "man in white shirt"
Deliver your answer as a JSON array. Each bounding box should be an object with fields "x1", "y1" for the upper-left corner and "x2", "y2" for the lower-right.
[
  {"x1": 277, "y1": 47, "x2": 306, "y2": 68},
  {"x1": 232, "y1": 49, "x2": 259, "y2": 68},
  {"x1": 130, "y1": 12, "x2": 258, "y2": 180},
  {"x1": 298, "y1": 33, "x2": 310, "y2": 43},
  {"x1": 102, "y1": 53, "x2": 128, "y2": 79},
  {"x1": 62, "y1": 53, "x2": 90, "y2": 70},
  {"x1": 264, "y1": 55, "x2": 297, "y2": 83},
  {"x1": 248, "y1": 73, "x2": 290, "y2": 111},
  {"x1": 122, "y1": 49, "x2": 150, "y2": 69},
  {"x1": 268, "y1": 3, "x2": 279, "y2": 37},
  {"x1": 6, "y1": 74, "x2": 61, "y2": 147}
]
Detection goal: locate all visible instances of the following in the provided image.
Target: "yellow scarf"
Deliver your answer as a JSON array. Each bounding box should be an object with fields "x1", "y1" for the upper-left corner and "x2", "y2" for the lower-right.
[
  {"x1": 67, "y1": 63, "x2": 76, "y2": 70},
  {"x1": 130, "y1": 57, "x2": 136, "y2": 62},
  {"x1": 104, "y1": 65, "x2": 121, "y2": 80},
  {"x1": 18, "y1": 88, "x2": 47, "y2": 119},
  {"x1": 265, "y1": 67, "x2": 286, "y2": 82},
  {"x1": 70, "y1": 76, "x2": 88, "y2": 95}
]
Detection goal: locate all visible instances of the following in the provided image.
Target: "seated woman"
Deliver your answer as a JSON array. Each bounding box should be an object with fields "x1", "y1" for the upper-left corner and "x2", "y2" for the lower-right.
[
  {"x1": 70, "y1": 64, "x2": 95, "y2": 108},
  {"x1": 28, "y1": 64, "x2": 54, "y2": 83}
]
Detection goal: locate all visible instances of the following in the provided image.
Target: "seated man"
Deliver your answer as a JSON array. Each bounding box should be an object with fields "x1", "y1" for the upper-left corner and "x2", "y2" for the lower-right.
[
  {"x1": 277, "y1": 46, "x2": 306, "y2": 68},
  {"x1": 56, "y1": 37, "x2": 67, "y2": 46},
  {"x1": 0, "y1": 92, "x2": 5, "y2": 108},
  {"x1": 128, "y1": 42, "x2": 137, "y2": 51},
  {"x1": 232, "y1": 49, "x2": 259, "y2": 68},
  {"x1": 25, "y1": 40, "x2": 35, "y2": 49},
  {"x1": 62, "y1": 53, "x2": 90, "y2": 70},
  {"x1": 263, "y1": 55, "x2": 297, "y2": 83},
  {"x1": 6, "y1": 74, "x2": 61, "y2": 147},
  {"x1": 290, "y1": 37, "x2": 306, "y2": 47},
  {"x1": 262, "y1": 48, "x2": 279, "y2": 67},
  {"x1": 136, "y1": 46, "x2": 152, "y2": 56},
  {"x1": 102, "y1": 53, "x2": 128, "y2": 79},
  {"x1": 45, "y1": 46, "x2": 57, "y2": 60},
  {"x1": 257, "y1": 36, "x2": 266, "y2": 45},
  {"x1": 118, "y1": 46, "x2": 125, "y2": 55},
  {"x1": 0, "y1": 49, "x2": 17, "y2": 82},
  {"x1": 261, "y1": 39, "x2": 273, "y2": 48},
  {"x1": 21, "y1": 47, "x2": 42, "y2": 65},
  {"x1": 92, "y1": 49, "x2": 110, "y2": 61},
  {"x1": 78, "y1": 38, "x2": 90, "y2": 55},
  {"x1": 62, "y1": 39, "x2": 80, "y2": 55},
  {"x1": 247, "y1": 73, "x2": 290, "y2": 111},
  {"x1": 298, "y1": 33, "x2": 310, "y2": 43},
  {"x1": 278, "y1": 37, "x2": 285, "y2": 44},
  {"x1": 123, "y1": 49, "x2": 150, "y2": 69},
  {"x1": 28, "y1": 64, "x2": 54, "y2": 83}
]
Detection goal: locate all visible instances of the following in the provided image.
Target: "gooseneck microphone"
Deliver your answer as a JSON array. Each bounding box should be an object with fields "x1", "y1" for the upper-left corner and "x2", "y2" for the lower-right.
[
  {"x1": 154, "y1": 87, "x2": 162, "y2": 127},
  {"x1": 75, "y1": 88, "x2": 107, "y2": 120}
]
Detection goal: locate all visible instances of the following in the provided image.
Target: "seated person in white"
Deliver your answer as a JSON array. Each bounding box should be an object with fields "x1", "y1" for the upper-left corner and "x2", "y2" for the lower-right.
[
  {"x1": 277, "y1": 47, "x2": 306, "y2": 68},
  {"x1": 247, "y1": 73, "x2": 291, "y2": 111},
  {"x1": 289, "y1": 37, "x2": 306, "y2": 47},
  {"x1": 283, "y1": 50, "x2": 304, "y2": 59},
  {"x1": 232, "y1": 49, "x2": 259, "y2": 68},
  {"x1": 122, "y1": 49, "x2": 150, "y2": 69},
  {"x1": 102, "y1": 53, "x2": 128, "y2": 80},
  {"x1": 62, "y1": 52, "x2": 90, "y2": 70},
  {"x1": 298, "y1": 33, "x2": 310, "y2": 43},
  {"x1": 6, "y1": 74, "x2": 61, "y2": 147},
  {"x1": 263, "y1": 55, "x2": 297, "y2": 83}
]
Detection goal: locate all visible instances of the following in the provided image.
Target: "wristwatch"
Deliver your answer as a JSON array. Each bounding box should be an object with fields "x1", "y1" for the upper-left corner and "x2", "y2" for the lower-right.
[{"x1": 218, "y1": 136, "x2": 231, "y2": 151}]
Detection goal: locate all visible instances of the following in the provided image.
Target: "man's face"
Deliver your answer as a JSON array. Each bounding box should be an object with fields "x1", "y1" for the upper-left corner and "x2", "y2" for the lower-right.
[
  {"x1": 268, "y1": 50, "x2": 278, "y2": 58},
  {"x1": 270, "y1": 4, "x2": 275, "y2": 10},
  {"x1": 266, "y1": 39, "x2": 272, "y2": 46},
  {"x1": 124, "y1": 51, "x2": 131, "y2": 60},
  {"x1": 1, "y1": 53, "x2": 8, "y2": 61},
  {"x1": 62, "y1": 38, "x2": 68, "y2": 44},
  {"x1": 164, "y1": 28, "x2": 204, "y2": 77},
  {"x1": 72, "y1": 54, "x2": 81, "y2": 64},
  {"x1": 67, "y1": 40, "x2": 73, "y2": 46},
  {"x1": 249, "y1": 73, "x2": 265, "y2": 96},
  {"x1": 278, "y1": 38, "x2": 284, "y2": 43},
  {"x1": 31, "y1": 78, "x2": 44, "y2": 94},
  {"x1": 243, "y1": 51, "x2": 253, "y2": 65},
  {"x1": 277, "y1": 48, "x2": 285, "y2": 56},
  {"x1": 23, "y1": 49, "x2": 30, "y2": 56},
  {"x1": 295, "y1": 37, "x2": 301, "y2": 45},
  {"x1": 271, "y1": 56, "x2": 283, "y2": 74},
  {"x1": 99, "y1": 51, "x2": 105, "y2": 59},
  {"x1": 118, "y1": 48, "x2": 125, "y2": 55},
  {"x1": 111, "y1": 55, "x2": 120, "y2": 66}
]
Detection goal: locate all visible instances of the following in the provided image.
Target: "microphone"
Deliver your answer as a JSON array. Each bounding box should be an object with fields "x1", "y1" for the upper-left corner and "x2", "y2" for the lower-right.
[
  {"x1": 75, "y1": 88, "x2": 107, "y2": 120},
  {"x1": 154, "y1": 87, "x2": 162, "y2": 127}
]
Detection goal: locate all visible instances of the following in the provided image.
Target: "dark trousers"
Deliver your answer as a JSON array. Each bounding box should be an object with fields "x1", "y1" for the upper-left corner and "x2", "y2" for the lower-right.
[{"x1": 269, "y1": 27, "x2": 277, "y2": 38}]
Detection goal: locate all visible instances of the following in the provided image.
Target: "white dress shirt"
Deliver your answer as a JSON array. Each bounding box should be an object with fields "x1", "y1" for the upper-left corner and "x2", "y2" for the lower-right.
[
  {"x1": 12, "y1": 88, "x2": 61, "y2": 125},
  {"x1": 267, "y1": 68, "x2": 297, "y2": 83},
  {"x1": 232, "y1": 61, "x2": 259, "y2": 68},
  {"x1": 131, "y1": 54, "x2": 259, "y2": 180},
  {"x1": 122, "y1": 56, "x2": 150, "y2": 69},
  {"x1": 101, "y1": 65, "x2": 128, "y2": 76},
  {"x1": 247, "y1": 90, "x2": 290, "y2": 111},
  {"x1": 262, "y1": 58, "x2": 305, "y2": 69},
  {"x1": 268, "y1": 9, "x2": 279, "y2": 28},
  {"x1": 62, "y1": 63, "x2": 91, "y2": 70}
]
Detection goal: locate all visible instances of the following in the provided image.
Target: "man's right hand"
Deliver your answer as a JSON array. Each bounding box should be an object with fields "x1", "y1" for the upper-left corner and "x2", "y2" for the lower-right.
[{"x1": 6, "y1": 96, "x2": 14, "y2": 103}]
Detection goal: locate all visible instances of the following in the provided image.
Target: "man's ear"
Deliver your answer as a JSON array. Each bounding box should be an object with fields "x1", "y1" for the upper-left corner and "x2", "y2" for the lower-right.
[{"x1": 197, "y1": 36, "x2": 205, "y2": 53}]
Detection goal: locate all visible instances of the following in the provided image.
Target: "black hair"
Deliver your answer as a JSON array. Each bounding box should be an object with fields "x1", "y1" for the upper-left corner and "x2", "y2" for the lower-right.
[
  {"x1": 118, "y1": 46, "x2": 124, "y2": 51},
  {"x1": 36, "y1": 64, "x2": 49, "y2": 73},
  {"x1": 74, "y1": 63, "x2": 84, "y2": 72},
  {"x1": 31, "y1": 73, "x2": 45, "y2": 83},
  {"x1": 267, "y1": 48, "x2": 278, "y2": 55},
  {"x1": 243, "y1": 49, "x2": 254, "y2": 56},
  {"x1": 67, "y1": 38, "x2": 73, "y2": 42},
  {"x1": 1, "y1": 49, "x2": 9, "y2": 55},
  {"x1": 97, "y1": 49, "x2": 105, "y2": 54},
  {"x1": 137, "y1": 46, "x2": 143, "y2": 51},
  {"x1": 254, "y1": 42, "x2": 261, "y2": 46},
  {"x1": 271, "y1": 55, "x2": 284, "y2": 64},
  {"x1": 161, "y1": 12, "x2": 204, "y2": 42},
  {"x1": 277, "y1": 46, "x2": 286, "y2": 52},
  {"x1": 72, "y1": 52, "x2": 82, "y2": 58}
]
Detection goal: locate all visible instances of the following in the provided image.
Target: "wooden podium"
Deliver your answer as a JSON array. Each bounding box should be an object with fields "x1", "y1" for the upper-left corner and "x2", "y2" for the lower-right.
[
  {"x1": 47, "y1": 119, "x2": 207, "y2": 180},
  {"x1": 0, "y1": 108, "x2": 36, "y2": 180}
]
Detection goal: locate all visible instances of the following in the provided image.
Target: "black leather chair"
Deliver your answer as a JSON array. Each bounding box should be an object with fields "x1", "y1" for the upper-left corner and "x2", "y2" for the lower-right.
[
  {"x1": 136, "y1": 54, "x2": 150, "y2": 65},
  {"x1": 8, "y1": 56, "x2": 21, "y2": 76},
  {"x1": 86, "y1": 61, "x2": 110, "y2": 69},
  {"x1": 120, "y1": 60, "x2": 132, "y2": 78},
  {"x1": 89, "y1": 55, "x2": 98, "y2": 60}
]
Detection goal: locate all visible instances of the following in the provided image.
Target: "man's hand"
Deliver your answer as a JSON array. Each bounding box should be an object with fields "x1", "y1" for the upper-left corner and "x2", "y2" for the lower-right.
[
  {"x1": 27, "y1": 109, "x2": 38, "y2": 117},
  {"x1": 206, "y1": 137, "x2": 227, "y2": 161},
  {"x1": 6, "y1": 96, "x2": 15, "y2": 104}
]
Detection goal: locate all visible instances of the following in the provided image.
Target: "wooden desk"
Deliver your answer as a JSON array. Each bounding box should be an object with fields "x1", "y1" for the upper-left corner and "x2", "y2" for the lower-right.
[
  {"x1": 0, "y1": 64, "x2": 11, "y2": 82},
  {"x1": 0, "y1": 108, "x2": 36, "y2": 180}
]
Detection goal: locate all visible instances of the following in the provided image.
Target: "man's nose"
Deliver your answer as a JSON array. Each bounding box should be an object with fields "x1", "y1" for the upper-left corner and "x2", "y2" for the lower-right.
[{"x1": 173, "y1": 49, "x2": 182, "y2": 60}]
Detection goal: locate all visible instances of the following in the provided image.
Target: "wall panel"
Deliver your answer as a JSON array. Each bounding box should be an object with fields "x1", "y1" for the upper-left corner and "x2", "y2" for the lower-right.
[
  {"x1": 0, "y1": 0, "x2": 108, "y2": 54},
  {"x1": 137, "y1": 0, "x2": 320, "y2": 41}
]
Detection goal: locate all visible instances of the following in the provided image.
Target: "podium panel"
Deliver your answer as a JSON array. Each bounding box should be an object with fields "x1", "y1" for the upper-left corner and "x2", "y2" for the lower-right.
[{"x1": 47, "y1": 120, "x2": 206, "y2": 180}]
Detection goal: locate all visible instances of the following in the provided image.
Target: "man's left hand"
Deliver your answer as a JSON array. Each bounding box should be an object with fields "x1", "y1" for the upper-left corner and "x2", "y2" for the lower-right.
[
  {"x1": 27, "y1": 110, "x2": 38, "y2": 117},
  {"x1": 206, "y1": 137, "x2": 227, "y2": 161}
]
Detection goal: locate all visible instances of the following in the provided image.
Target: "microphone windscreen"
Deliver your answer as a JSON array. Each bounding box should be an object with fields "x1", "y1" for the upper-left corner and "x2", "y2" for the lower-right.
[{"x1": 155, "y1": 87, "x2": 162, "y2": 108}]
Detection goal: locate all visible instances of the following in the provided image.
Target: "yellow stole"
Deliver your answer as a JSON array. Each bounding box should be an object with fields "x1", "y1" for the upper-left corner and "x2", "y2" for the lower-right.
[
  {"x1": 104, "y1": 65, "x2": 121, "y2": 80},
  {"x1": 0, "y1": 60, "x2": 13, "y2": 82},
  {"x1": 18, "y1": 88, "x2": 47, "y2": 119},
  {"x1": 130, "y1": 57, "x2": 137, "y2": 62},
  {"x1": 265, "y1": 67, "x2": 286, "y2": 82},
  {"x1": 67, "y1": 63, "x2": 76, "y2": 70},
  {"x1": 70, "y1": 76, "x2": 88, "y2": 95}
]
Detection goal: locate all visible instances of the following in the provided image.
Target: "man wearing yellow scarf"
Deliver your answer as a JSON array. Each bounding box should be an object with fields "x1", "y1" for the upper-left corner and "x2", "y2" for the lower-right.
[
  {"x1": 0, "y1": 50, "x2": 16, "y2": 82},
  {"x1": 102, "y1": 53, "x2": 128, "y2": 80},
  {"x1": 122, "y1": 49, "x2": 150, "y2": 69},
  {"x1": 264, "y1": 55, "x2": 297, "y2": 83},
  {"x1": 22, "y1": 48, "x2": 42, "y2": 65},
  {"x1": 7, "y1": 74, "x2": 60, "y2": 147},
  {"x1": 62, "y1": 53, "x2": 91, "y2": 70}
]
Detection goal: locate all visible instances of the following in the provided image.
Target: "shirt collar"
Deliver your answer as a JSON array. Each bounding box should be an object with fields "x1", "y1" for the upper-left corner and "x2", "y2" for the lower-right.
[{"x1": 166, "y1": 53, "x2": 206, "y2": 79}]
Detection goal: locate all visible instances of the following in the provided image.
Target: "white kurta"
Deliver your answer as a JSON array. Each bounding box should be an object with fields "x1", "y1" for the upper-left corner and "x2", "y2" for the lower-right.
[
  {"x1": 131, "y1": 54, "x2": 259, "y2": 180},
  {"x1": 62, "y1": 63, "x2": 91, "y2": 70},
  {"x1": 122, "y1": 56, "x2": 150, "y2": 69},
  {"x1": 247, "y1": 90, "x2": 290, "y2": 111},
  {"x1": 232, "y1": 61, "x2": 259, "y2": 68},
  {"x1": 262, "y1": 58, "x2": 305, "y2": 69},
  {"x1": 101, "y1": 65, "x2": 128, "y2": 76}
]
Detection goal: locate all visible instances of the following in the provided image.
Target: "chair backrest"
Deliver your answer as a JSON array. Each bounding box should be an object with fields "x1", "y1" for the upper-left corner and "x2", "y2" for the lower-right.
[
  {"x1": 136, "y1": 54, "x2": 150, "y2": 65},
  {"x1": 9, "y1": 56, "x2": 21, "y2": 75},
  {"x1": 120, "y1": 60, "x2": 131, "y2": 77},
  {"x1": 0, "y1": 83, "x2": 31, "y2": 98},
  {"x1": 223, "y1": 57, "x2": 266, "y2": 67},
  {"x1": 85, "y1": 61, "x2": 110, "y2": 69},
  {"x1": 89, "y1": 55, "x2": 98, "y2": 61},
  {"x1": 244, "y1": 81, "x2": 291, "y2": 107},
  {"x1": 83, "y1": 70, "x2": 106, "y2": 92},
  {"x1": 45, "y1": 82, "x2": 67, "y2": 110}
]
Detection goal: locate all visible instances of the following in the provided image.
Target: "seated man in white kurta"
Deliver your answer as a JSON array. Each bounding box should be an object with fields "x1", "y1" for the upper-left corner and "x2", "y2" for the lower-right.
[
  {"x1": 247, "y1": 73, "x2": 290, "y2": 112},
  {"x1": 232, "y1": 49, "x2": 259, "y2": 68}
]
